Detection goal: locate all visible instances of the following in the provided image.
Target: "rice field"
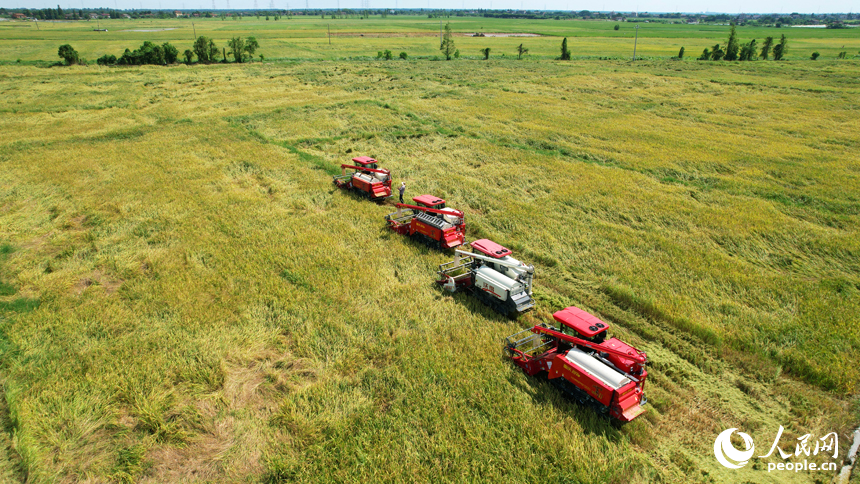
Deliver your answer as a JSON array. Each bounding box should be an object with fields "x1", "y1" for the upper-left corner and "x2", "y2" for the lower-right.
[{"x1": 0, "y1": 16, "x2": 859, "y2": 484}]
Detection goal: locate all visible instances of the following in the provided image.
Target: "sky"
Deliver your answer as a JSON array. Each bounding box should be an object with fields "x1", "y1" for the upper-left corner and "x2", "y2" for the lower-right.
[{"x1": 4, "y1": 0, "x2": 857, "y2": 15}]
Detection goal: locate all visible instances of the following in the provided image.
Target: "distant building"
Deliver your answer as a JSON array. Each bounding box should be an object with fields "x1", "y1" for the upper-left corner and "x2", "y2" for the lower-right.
[
  {"x1": 11, "y1": 13, "x2": 26, "y2": 19},
  {"x1": 174, "y1": 10, "x2": 183, "y2": 16}
]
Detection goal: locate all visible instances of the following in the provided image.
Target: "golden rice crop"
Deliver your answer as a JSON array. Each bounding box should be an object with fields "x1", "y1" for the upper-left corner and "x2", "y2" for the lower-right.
[{"x1": 0, "y1": 22, "x2": 858, "y2": 482}]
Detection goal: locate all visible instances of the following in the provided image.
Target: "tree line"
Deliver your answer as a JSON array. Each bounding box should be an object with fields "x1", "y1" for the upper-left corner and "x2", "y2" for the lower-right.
[
  {"x1": 698, "y1": 24, "x2": 788, "y2": 61},
  {"x1": 54, "y1": 36, "x2": 261, "y2": 66}
]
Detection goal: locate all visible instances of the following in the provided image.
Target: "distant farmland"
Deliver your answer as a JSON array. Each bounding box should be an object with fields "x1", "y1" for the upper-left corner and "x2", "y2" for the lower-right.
[{"x1": 1, "y1": 16, "x2": 859, "y2": 62}]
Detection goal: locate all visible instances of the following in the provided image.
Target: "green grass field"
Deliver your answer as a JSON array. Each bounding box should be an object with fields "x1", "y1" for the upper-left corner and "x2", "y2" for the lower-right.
[{"x1": 0, "y1": 16, "x2": 859, "y2": 484}]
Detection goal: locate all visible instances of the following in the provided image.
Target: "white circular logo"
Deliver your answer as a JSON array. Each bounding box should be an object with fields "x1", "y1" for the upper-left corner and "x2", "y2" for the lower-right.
[{"x1": 714, "y1": 428, "x2": 755, "y2": 469}]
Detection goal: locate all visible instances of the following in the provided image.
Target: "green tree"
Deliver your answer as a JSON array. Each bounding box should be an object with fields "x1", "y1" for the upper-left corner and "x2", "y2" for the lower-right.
[
  {"x1": 614, "y1": 24, "x2": 620, "y2": 30},
  {"x1": 710, "y1": 43, "x2": 725, "y2": 61},
  {"x1": 724, "y1": 23, "x2": 739, "y2": 61},
  {"x1": 810, "y1": 51, "x2": 820, "y2": 60},
  {"x1": 116, "y1": 41, "x2": 166, "y2": 65},
  {"x1": 245, "y1": 37, "x2": 259, "y2": 58},
  {"x1": 96, "y1": 54, "x2": 116, "y2": 65},
  {"x1": 739, "y1": 39, "x2": 757, "y2": 61},
  {"x1": 143, "y1": 41, "x2": 165, "y2": 64},
  {"x1": 183, "y1": 49, "x2": 194, "y2": 64},
  {"x1": 228, "y1": 37, "x2": 246, "y2": 62},
  {"x1": 481, "y1": 47, "x2": 490, "y2": 60},
  {"x1": 559, "y1": 37, "x2": 571, "y2": 60},
  {"x1": 399, "y1": 51, "x2": 408, "y2": 59},
  {"x1": 516, "y1": 43, "x2": 528, "y2": 60},
  {"x1": 440, "y1": 22, "x2": 455, "y2": 60},
  {"x1": 162, "y1": 42, "x2": 179, "y2": 64},
  {"x1": 210, "y1": 40, "x2": 220, "y2": 62},
  {"x1": 698, "y1": 48, "x2": 711, "y2": 60},
  {"x1": 193, "y1": 36, "x2": 214, "y2": 63},
  {"x1": 760, "y1": 36, "x2": 774, "y2": 60},
  {"x1": 772, "y1": 34, "x2": 787, "y2": 60},
  {"x1": 678, "y1": 46, "x2": 685, "y2": 59},
  {"x1": 383, "y1": 49, "x2": 393, "y2": 60},
  {"x1": 57, "y1": 44, "x2": 79, "y2": 65}
]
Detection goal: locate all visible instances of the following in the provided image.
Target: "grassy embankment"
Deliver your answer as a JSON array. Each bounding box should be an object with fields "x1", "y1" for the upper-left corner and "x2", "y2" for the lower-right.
[{"x1": 0, "y1": 18, "x2": 859, "y2": 484}]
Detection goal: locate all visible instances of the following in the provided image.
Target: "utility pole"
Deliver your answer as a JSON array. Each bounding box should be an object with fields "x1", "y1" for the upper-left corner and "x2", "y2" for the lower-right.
[
  {"x1": 439, "y1": 18, "x2": 442, "y2": 48},
  {"x1": 632, "y1": 24, "x2": 639, "y2": 61},
  {"x1": 192, "y1": 21, "x2": 196, "y2": 38},
  {"x1": 328, "y1": 23, "x2": 331, "y2": 44}
]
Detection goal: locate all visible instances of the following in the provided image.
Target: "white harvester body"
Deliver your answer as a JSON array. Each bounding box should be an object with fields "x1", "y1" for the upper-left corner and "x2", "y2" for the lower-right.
[{"x1": 437, "y1": 239, "x2": 535, "y2": 316}]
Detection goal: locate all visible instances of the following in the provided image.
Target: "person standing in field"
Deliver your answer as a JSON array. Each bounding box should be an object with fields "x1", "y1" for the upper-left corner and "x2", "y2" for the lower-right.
[{"x1": 399, "y1": 182, "x2": 406, "y2": 204}]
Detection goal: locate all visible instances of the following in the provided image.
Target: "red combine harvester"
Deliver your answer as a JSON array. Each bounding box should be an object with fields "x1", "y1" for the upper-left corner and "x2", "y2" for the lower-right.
[
  {"x1": 437, "y1": 239, "x2": 535, "y2": 317},
  {"x1": 504, "y1": 307, "x2": 648, "y2": 422},
  {"x1": 332, "y1": 156, "x2": 392, "y2": 201},
  {"x1": 385, "y1": 195, "x2": 466, "y2": 250}
]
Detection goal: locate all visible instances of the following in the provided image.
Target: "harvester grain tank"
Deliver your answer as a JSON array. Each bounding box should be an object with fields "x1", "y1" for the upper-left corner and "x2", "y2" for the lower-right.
[
  {"x1": 504, "y1": 306, "x2": 648, "y2": 422},
  {"x1": 437, "y1": 239, "x2": 535, "y2": 317},
  {"x1": 384, "y1": 195, "x2": 466, "y2": 250},
  {"x1": 332, "y1": 156, "x2": 392, "y2": 201}
]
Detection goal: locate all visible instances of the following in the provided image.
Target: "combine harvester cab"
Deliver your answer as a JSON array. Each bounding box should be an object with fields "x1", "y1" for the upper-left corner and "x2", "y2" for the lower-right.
[
  {"x1": 437, "y1": 239, "x2": 535, "y2": 317},
  {"x1": 504, "y1": 306, "x2": 648, "y2": 422},
  {"x1": 384, "y1": 195, "x2": 466, "y2": 250},
  {"x1": 332, "y1": 156, "x2": 392, "y2": 201}
]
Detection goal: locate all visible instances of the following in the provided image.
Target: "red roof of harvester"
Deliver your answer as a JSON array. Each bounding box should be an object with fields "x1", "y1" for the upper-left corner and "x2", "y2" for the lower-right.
[
  {"x1": 552, "y1": 307, "x2": 610, "y2": 337},
  {"x1": 412, "y1": 194, "x2": 446, "y2": 207},
  {"x1": 470, "y1": 239, "x2": 512, "y2": 258},
  {"x1": 352, "y1": 156, "x2": 377, "y2": 166}
]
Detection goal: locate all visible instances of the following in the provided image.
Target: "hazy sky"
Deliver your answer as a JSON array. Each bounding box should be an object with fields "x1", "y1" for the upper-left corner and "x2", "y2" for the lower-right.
[{"x1": 8, "y1": 0, "x2": 857, "y2": 15}]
